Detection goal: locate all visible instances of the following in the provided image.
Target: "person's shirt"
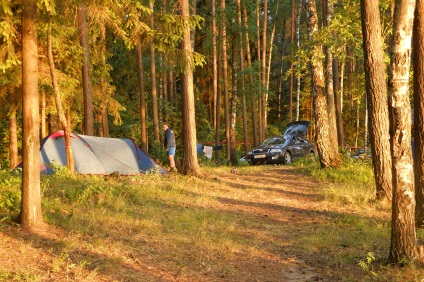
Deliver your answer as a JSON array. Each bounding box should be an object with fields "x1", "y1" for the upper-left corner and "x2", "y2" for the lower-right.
[{"x1": 164, "y1": 128, "x2": 176, "y2": 149}]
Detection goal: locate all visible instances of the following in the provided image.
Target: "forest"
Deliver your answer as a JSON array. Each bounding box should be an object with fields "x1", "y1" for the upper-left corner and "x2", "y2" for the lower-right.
[{"x1": 2, "y1": 0, "x2": 424, "y2": 273}]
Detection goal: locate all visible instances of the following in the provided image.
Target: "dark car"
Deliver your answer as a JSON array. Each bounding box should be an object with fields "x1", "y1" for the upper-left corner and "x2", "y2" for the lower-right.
[{"x1": 247, "y1": 121, "x2": 316, "y2": 165}]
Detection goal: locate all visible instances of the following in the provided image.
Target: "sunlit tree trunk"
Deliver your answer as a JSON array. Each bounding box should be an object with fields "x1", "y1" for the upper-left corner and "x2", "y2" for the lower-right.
[
  {"x1": 47, "y1": 26, "x2": 74, "y2": 173},
  {"x1": 323, "y1": 0, "x2": 339, "y2": 147},
  {"x1": 387, "y1": 0, "x2": 420, "y2": 264},
  {"x1": 243, "y1": 7, "x2": 258, "y2": 147},
  {"x1": 230, "y1": 33, "x2": 238, "y2": 166},
  {"x1": 414, "y1": 0, "x2": 424, "y2": 227},
  {"x1": 9, "y1": 107, "x2": 19, "y2": 169},
  {"x1": 333, "y1": 56, "x2": 345, "y2": 148},
  {"x1": 256, "y1": 0, "x2": 264, "y2": 142},
  {"x1": 261, "y1": 0, "x2": 268, "y2": 136},
  {"x1": 137, "y1": 41, "x2": 148, "y2": 153},
  {"x1": 179, "y1": 0, "x2": 203, "y2": 176},
  {"x1": 20, "y1": 0, "x2": 43, "y2": 230},
  {"x1": 213, "y1": 0, "x2": 221, "y2": 164},
  {"x1": 277, "y1": 21, "x2": 286, "y2": 122},
  {"x1": 77, "y1": 4, "x2": 94, "y2": 136},
  {"x1": 212, "y1": 0, "x2": 218, "y2": 129},
  {"x1": 296, "y1": 0, "x2": 302, "y2": 121},
  {"x1": 100, "y1": 24, "x2": 109, "y2": 137},
  {"x1": 237, "y1": 0, "x2": 249, "y2": 159},
  {"x1": 40, "y1": 89, "x2": 47, "y2": 138},
  {"x1": 360, "y1": 0, "x2": 392, "y2": 200},
  {"x1": 305, "y1": 0, "x2": 342, "y2": 168},
  {"x1": 215, "y1": 50, "x2": 222, "y2": 164},
  {"x1": 149, "y1": 0, "x2": 160, "y2": 142},
  {"x1": 289, "y1": 0, "x2": 295, "y2": 122},
  {"x1": 220, "y1": 0, "x2": 230, "y2": 159}
]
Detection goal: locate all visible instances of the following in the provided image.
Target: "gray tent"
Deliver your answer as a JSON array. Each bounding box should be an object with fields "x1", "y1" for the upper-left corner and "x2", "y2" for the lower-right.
[{"x1": 35, "y1": 131, "x2": 168, "y2": 175}]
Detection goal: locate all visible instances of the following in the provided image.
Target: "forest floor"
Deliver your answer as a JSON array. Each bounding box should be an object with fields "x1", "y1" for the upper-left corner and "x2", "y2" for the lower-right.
[{"x1": 0, "y1": 165, "x2": 422, "y2": 281}]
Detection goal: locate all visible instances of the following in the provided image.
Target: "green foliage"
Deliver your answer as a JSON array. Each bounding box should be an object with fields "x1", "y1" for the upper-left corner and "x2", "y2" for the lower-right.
[
  {"x1": 0, "y1": 171, "x2": 21, "y2": 215},
  {"x1": 148, "y1": 139, "x2": 168, "y2": 165},
  {"x1": 359, "y1": 252, "x2": 378, "y2": 277},
  {"x1": 0, "y1": 0, "x2": 20, "y2": 72}
]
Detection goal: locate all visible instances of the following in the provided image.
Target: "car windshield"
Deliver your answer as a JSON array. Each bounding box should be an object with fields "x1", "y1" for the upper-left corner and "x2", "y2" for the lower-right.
[{"x1": 260, "y1": 137, "x2": 287, "y2": 146}]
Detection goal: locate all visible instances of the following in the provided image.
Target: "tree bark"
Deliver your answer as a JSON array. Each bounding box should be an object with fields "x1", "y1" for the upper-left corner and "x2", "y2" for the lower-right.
[
  {"x1": 220, "y1": 0, "x2": 230, "y2": 160},
  {"x1": 256, "y1": 0, "x2": 264, "y2": 142},
  {"x1": 212, "y1": 0, "x2": 218, "y2": 130},
  {"x1": 243, "y1": 7, "x2": 258, "y2": 147},
  {"x1": 47, "y1": 26, "x2": 75, "y2": 173},
  {"x1": 9, "y1": 107, "x2": 19, "y2": 169},
  {"x1": 137, "y1": 41, "x2": 148, "y2": 153},
  {"x1": 323, "y1": 0, "x2": 339, "y2": 147},
  {"x1": 213, "y1": 0, "x2": 221, "y2": 164},
  {"x1": 387, "y1": 0, "x2": 419, "y2": 264},
  {"x1": 333, "y1": 56, "x2": 345, "y2": 148},
  {"x1": 289, "y1": 0, "x2": 295, "y2": 122},
  {"x1": 414, "y1": 0, "x2": 424, "y2": 228},
  {"x1": 305, "y1": 0, "x2": 342, "y2": 168},
  {"x1": 100, "y1": 24, "x2": 109, "y2": 137},
  {"x1": 261, "y1": 0, "x2": 268, "y2": 137},
  {"x1": 40, "y1": 89, "x2": 47, "y2": 138},
  {"x1": 20, "y1": 0, "x2": 43, "y2": 230},
  {"x1": 230, "y1": 33, "x2": 238, "y2": 166},
  {"x1": 360, "y1": 0, "x2": 393, "y2": 200},
  {"x1": 149, "y1": 0, "x2": 160, "y2": 142},
  {"x1": 179, "y1": 0, "x2": 204, "y2": 176},
  {"x1": 237, "y1": 0, "x2": 249, "y2": 159},
  {"x1": 77, "y1": 4, "x2": 94, "y2": 136}
]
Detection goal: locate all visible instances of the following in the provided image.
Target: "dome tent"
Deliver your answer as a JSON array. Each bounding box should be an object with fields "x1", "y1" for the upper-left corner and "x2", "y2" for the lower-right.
[{"x1": 31, "y1": 131, "x2": 168, "y2": 175}]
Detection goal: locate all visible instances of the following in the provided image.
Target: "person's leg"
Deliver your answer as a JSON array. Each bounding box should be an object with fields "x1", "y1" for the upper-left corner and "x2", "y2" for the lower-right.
[
  {"x1": 169, "y1": 155, "x2": 176, "y2": 168},
  {"x1": 168, "y1": 147, "x2": 177, "y2": 172}
]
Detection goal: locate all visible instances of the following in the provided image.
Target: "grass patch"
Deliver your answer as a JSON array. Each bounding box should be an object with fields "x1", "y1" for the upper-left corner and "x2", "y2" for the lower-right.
[{"x1": 0, "y1": 165, "x2": 423, "y2": 281}]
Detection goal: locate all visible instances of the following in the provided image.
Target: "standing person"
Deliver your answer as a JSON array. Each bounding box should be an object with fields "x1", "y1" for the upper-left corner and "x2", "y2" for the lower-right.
[{"x1": 163, "y1": 123, "x2": 177, "y2": 172}]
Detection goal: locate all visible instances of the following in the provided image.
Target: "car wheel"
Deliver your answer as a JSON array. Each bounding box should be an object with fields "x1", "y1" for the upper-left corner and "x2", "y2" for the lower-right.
[{"x1": 283, "y1": 152, "x2": 292, "y2": 164}]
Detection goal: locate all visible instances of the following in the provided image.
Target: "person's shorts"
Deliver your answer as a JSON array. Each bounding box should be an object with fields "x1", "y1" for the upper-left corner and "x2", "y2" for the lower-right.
[{"x1": 167, "y1": 147, "x2": 176, "y2": 156}]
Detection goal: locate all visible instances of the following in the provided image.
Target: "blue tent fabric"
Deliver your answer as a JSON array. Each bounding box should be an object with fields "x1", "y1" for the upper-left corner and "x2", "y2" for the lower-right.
[{"x1": 36, "y1": 131, "x2": 168, "y2": 175}]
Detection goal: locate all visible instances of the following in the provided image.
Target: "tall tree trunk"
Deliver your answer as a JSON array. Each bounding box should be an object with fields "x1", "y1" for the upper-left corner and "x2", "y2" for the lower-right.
[
  {"x1": 237, "y1": 0, "x2": 249, "y2": 159},
  {"x1": 137, "y1": 41, "x2": 148, "y2": 153},
  {"x1": 296, "y1": 0, "x2": 302, "y2": 121},
  {"x1": 414, "y1": 0, "x2": 424, "y2": 227},
  {"x1": 305, "y1": 0, "x2": 342, "y2": 168},
  {"x1": 266, "y1": 22, "x2": 276, "y2": 103},
  {"x1": 212, "y1": 0, "x2": 218, "y2": 129},
  {"x1": 213, "y1": 0, "x2": 221, "y2": 164},
  {"x1": 243, "y1": 7, "x2": 258, "y2": 147},
  {"x1": 149, "y1": 0, "x2": 160, "y2": 142},
  {"x1": 333, "y1": 56, "x2": 345, "y2": 148},
  {"x1": 323, "y1": 0, "x2": 339, "y2": 147},
  {"x1": 360, "y1": 0, "x2": 392, "y2": 200},
  {"x1": 230, "y1": 33, "x2": 238, "y2": 166},
  {"x1": 215, "y1": 49, "x2": 222, "y2": 164},
  {"x1": 179, "y1": 0, "x2": 203, "y2": 176},
  {"x1": 20, "y1": 0, "x2": 43, "y2": 230},
  {"x1": 77, "y1": 4, "x2": 94, "y2": 136},
  {"x1": 100, "y1": 24, "x2": 109, "y2": 137},
  {"x1": 256, "y1": 0, "x2": 263, "y2": 142},
  {"x1": 388, "y1": 0, "x2": 420, "y2": 264},
  {"x1": 261, "y1": 0, "x2": 268, "y2": 137},
  {"x1": 40, "y1": 90, "x2": 47, "y2": 138},
  {"x1": 289, "y1": 0, "x2": 295, "y2": 122},
  {"x1": 220, "y1": 0, "x2": 230, "y2": 159},
  {"x1": 278, "y1": 21, "x2": 286, "y2": 122},
  {"x1": 47, "y1": 26, "x2": 74, "y2": 173},
  {"x1": 9, "y1": 107, "x2": 19, "y2": 169}
]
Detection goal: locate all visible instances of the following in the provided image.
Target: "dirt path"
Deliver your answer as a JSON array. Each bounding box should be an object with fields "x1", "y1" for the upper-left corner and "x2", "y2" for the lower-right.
[{"x1": 206, "y1": 166, "x2": 325, "y2": 281}]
